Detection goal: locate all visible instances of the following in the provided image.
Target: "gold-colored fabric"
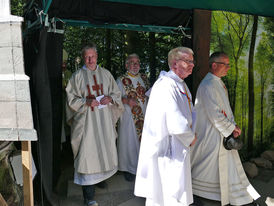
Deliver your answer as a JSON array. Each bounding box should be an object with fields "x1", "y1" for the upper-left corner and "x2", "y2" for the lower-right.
[{"x1": 120, "y1": 73, "x2": 149, "y2": 141}]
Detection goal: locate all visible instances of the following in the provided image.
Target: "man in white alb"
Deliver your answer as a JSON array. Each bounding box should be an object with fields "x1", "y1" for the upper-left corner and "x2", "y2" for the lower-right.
[
  {"x1": 134, "y1": 47, "x2": 197, "y2": 206},
  {"x1": 66, "y1": 44, "x2": 124, "y2": 206},
  {"x1": 116, "y1": 54, "x2": 149, "y2": 181},
  {"x1": 191, "y1": 52, "x2": 260, "y2": 206}
]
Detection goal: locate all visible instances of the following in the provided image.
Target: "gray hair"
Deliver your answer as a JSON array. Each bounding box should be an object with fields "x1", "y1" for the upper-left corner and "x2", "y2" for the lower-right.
[
  {"x1": 168, "y1": 47, "x2": 194, "y2": 69},
  {"x1": 209, "y1": 52, "x2": 228, "y2": 68},
  {"x1": 81, "y1": 43, "x2": 97, "y2": 59},
  {"x1": 126, "y1": 53, "x2": 140, "y2": 65}
]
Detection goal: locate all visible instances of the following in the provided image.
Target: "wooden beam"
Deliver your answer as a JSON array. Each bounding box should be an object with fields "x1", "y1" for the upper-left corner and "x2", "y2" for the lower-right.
[
  {"x1": 22, "y1": 141, "x2": 34, "y2": 206},
  {"x1": 192, "y1": 9, "x2": 212, "y2": 100},
  {"x1": 0, "y1": 193, "x2": 8, "y2": 206}
]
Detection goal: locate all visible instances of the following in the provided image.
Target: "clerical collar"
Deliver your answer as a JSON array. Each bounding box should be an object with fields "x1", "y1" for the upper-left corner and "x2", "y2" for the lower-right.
[
  {"x1": 127, "y1": 71, "x2": 139, "y2": 78},
  {"x1": 83, "y1": 65, "x2": 98, "y2": 71}
]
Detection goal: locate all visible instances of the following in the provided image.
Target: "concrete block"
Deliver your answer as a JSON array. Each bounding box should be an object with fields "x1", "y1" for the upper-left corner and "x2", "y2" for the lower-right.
[
  {"x1": 18, "y1": 128, "x2": 37, "y2": 141},
  {"x1": 0, "y1": 80, "x2": 16, "y2": 101},
  {"x1": 0, "y1": 102, "x2": 17, "y2": 128},
  {"x1": 16, "y1": 101, "x2": 34, "y2": 129},
  {"x1": 15, "y1": 80, "x2": 30, "y2": 102},
  {"x1": 0, "y1": 23, "x2": 12, "y2": 47},
  {"x1": 0, "y1": 47, "x2": 13, "y2": 74},
  {"x1": 12, "y1": 47, "x2": 25, "y2": 74},
  {"x1": 0, "y1": 128, "x2": 18, "y2": 140},
  {"x1": 10, "y1": 22, "x2": 22, "y2": 47},
  {"x1": 0, "y1": 22, "x2": 22, "y2": 47}
]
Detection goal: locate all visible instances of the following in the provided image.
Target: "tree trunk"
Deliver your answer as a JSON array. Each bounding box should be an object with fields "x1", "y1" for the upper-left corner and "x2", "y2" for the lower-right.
[
  {"x1": 105, "y1": 29, "x2": 113, "y2": 75},
  {"x1": 192, "y1": 9, "x2": 211, "y2": 100},
  {"x1": 247, "y1": 15, "x2": 258, "y2": 154},
  {"x1": 243, "y1": 86, "x2": 248, "y2": 144},
  {"x1": 231, "y1": 62, "x2": 239, "y2": 113},
  {"x1": 125, "y1": 30, "x2": 139, "y2": 55},
  {"x1": 260, "y1": 77, "x2": 264, "y2": 146},
  {"x1": 241, "y1": 78, "x2": 245, "y2": 143},
  {"x1": 149, "y1": 32, "x2": 156, "y2": 85}
]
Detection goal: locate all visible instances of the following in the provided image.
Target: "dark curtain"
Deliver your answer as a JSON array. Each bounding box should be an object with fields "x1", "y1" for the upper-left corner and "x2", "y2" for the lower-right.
[
  {"x1": 23, "y1": 27, "x2": 63, "y2": 205},
  {"x1": 49, "y1": 0, "x2": 192, "y2": 28}
]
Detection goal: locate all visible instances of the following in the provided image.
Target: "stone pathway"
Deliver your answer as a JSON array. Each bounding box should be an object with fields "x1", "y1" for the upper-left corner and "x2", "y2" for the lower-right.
[
  {"x1": 59, "y1": 172, "x2": 145, "y2": 206},
  {"x1": 58, "y1": 167, "x2": 274, "y2": 206}
]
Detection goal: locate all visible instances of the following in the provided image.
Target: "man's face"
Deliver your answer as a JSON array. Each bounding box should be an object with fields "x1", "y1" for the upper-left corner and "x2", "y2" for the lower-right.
[
  {"x1": 84, "y1": 48, "x2": 97, "y2": 71},
  {"x1": 172, "y1": 53, "x2": 194, "y2": 80},
  {"x1": 213, "y1": 56, "x2": 230, "y2": 78},
  {"x1": 126, "y1": 57, "x2": 140, "y2": 75}
]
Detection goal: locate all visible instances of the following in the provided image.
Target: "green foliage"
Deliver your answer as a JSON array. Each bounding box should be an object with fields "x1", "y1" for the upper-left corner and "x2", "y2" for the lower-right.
[
  {"x1": 262, "y1": 18, "x2": 274, "y2": 62},
  {"x1": 63, "y1": 26, "x2": 185, "y2": 80},
  {"x1": 212, "y1": 12, "x2": 274, "y2": 157},
  {"x1": 211, "y1": 11, "x2": 252, "y2": 113},
  {"x1": 10, "y1": 0, "x2": 24, "y2": 16}
]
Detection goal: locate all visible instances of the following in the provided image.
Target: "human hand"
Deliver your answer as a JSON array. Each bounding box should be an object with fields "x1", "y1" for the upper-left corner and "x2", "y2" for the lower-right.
[
  {"x1": 100, "y1": 96, "x2": 113, "y2": 105},
  {"x1": 86, "y1": 97, "x2": 99, "y2": 107},
  {"x1": 233, "y1": 125, "x2": 241, "y2": 138},
  {"x1": 128, "y1": 98, "x2": 138, "y2": 108},
  {"x1": 122, "y1": 97, "x2": 138, "y2": 108}
]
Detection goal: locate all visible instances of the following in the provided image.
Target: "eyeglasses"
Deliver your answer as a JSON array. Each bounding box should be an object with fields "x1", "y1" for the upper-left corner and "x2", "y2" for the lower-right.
[
  {"x1": 85, "y1": 56, "x2": 96, "y2": 60},
  {"x1": 214, "y1": 62, "x2": 230, "y2": 67},
  {"x1": 178, "y1": 58, "x2": 195, "y2": 65},
  {"x1": 129, "y1": 62, "x2": 140, "y2": 66}
]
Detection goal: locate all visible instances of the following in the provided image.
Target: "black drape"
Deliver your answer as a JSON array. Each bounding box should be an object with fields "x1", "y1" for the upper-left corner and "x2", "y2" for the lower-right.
[
  {"x1": 23, "y1": 27, "x2": 63, "y2": 205},
  {"x1": 49, "y1": 0, "x2": 192, "y2": 28}
]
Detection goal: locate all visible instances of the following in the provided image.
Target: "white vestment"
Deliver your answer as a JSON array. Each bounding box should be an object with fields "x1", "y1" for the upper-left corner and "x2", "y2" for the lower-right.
[
  {"x1": 134, "y1": 71, "x2": 195, "y2": 206},
  {"x1": 191, "y1": 72, "x2": 260, "y2": 205},
  {"x1": 66, "y1": 65, "x2": 124, "y2": 185},
  {"x1": 116, "y1": 73, "x2": 148, "y2": 174}
]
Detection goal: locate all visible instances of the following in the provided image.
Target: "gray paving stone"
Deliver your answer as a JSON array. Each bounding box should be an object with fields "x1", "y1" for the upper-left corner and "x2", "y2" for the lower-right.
[{"x1": 63, "y1": 168, "x2": 274, "y2": 206}]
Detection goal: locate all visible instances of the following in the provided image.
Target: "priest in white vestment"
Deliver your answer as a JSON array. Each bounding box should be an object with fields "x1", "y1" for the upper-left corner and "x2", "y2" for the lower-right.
[
  {"x1": 116, "y1": 54, "x2": 149, "y2": 181},
  {"x1": 66, "y1": 44, "x2": 124, "y2": 206},
  {"x1": 134, "y1": 47, "x2": 197, "y2": 206},
  {"x1": 191, "y1": 52, "x2": 260, "y2": 206}
]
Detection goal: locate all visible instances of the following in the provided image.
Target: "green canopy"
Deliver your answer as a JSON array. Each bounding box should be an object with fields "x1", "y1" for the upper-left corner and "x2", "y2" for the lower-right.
[
  {"x1": 39, "y1": 0, "x2": 274, "y2": 33},
  {"x1": 29, "y1": 0, "x2": 273, "y2": 34},
  {"x1": 103, "y1": 0, "x2": 274, "y2": 17}
]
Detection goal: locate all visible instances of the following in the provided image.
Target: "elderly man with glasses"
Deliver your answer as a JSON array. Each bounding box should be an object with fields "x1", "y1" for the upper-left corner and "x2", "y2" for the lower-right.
[
  {"x1": 116, "y1": 54, "x2": 150, "y2": 182},
  {"x1": 191, "y1": 52, "x2": 260, "y2": 206},
  {"x1": 134, "y1": 47, "x2": 197, "y2": 206}
]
